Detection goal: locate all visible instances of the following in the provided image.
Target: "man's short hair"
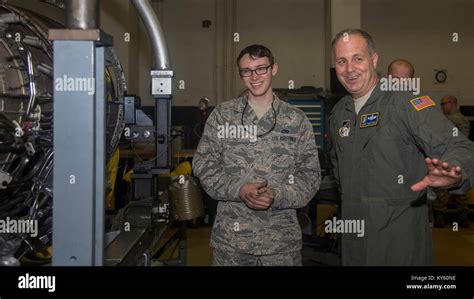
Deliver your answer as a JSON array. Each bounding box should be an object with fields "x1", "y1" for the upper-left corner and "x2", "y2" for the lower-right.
[
  {"x1": 237, "y1": 44, "x2": 274, "y2": 66},
  {"x1": 442, "y1": 95, "x2": 458, "y2": 105},
  {"x1": 332, "y1": 28, "x2": 376, "y2": 56},
  {"x1": 388, "y1": 59, "x2": 415, "y2": 77}
]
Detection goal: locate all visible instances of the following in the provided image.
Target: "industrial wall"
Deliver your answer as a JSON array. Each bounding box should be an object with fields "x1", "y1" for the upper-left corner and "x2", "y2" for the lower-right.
[
  {"x1": 6, "y1": 0, "x2": 474, "y2": 107},
  {"x1": 362, "y1": 0, "x2": 474, "y2": 106},
  {"x1": 157, "y1": 0, "x2": 326, "y2": 107}
]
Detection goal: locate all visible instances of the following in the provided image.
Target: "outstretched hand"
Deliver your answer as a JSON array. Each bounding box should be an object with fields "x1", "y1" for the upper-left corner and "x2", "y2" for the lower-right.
[{"x1": 411, "y1": 158, "x2": 462, "y2": 192}]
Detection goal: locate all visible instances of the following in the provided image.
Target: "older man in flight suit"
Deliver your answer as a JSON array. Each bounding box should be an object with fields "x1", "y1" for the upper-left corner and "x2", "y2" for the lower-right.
[
  {"x1": 329, "y1": 29, "x2": 474, "y2": 265},
  {"x1": 193, "y1": 44, "x2": 321, "y2": 266}
]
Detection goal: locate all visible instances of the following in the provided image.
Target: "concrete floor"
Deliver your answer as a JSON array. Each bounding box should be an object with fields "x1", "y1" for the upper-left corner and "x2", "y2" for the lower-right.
[
  {"x1": 154, "y1": 220, "x2": 474, "y2": 266},
  {"x1": 152, "y1": 166, "x2": 474, "y2": 266},
  {"x1": 433, "y1": 224, "x2": 474, "y2": 266},
  {"x1": 154, "y1": 224, "x2": 213, "y2": 266}
]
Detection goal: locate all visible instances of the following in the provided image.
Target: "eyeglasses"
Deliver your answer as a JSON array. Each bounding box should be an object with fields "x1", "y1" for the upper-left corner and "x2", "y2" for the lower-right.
[
  {"x1": 441, "y1": 102, "x2": 453, "y2": 106},
  {"x1": 239, "y1": 64, "x2": 273, "y2": 77}
]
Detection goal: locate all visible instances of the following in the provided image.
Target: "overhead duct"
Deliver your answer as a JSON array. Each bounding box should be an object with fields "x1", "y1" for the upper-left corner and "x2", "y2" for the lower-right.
[
  {"x1": 132, "y1": 0, "x2": 171, "y2": 70},
  {"x1": 132, "y1": 0, "x2": 173, "y2": 172},
  {"x1": 66, "y1": 0, "x2": 99, "y2": 29}
]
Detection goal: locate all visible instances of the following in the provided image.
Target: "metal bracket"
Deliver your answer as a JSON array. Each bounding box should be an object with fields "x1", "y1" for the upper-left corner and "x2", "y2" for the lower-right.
[
  {"x1": 124, "y1": 125, "x2": 155, "y2": 143},
  {"x1": 49, "y1": 29, "x2": 113, "y2": 47},
  {"x1": 24, "y1": 142, "x2": 35, "y2": 156},
  {"x1": 0, "y1": 170, "x2": 12, "y2": 189},
  {"x1": 151, "y1": 70, "x2": 173, "y2": 96}
]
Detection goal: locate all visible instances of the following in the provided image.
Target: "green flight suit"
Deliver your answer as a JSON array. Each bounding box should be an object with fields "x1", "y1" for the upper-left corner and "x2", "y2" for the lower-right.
[{"x1": 329, "y1": 84, "x2": 474, "y2": 266}]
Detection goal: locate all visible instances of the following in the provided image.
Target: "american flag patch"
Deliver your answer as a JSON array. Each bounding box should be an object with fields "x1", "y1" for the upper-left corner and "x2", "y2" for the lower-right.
[{"x1": 410, "y1": 96, "x2": 436, "y2": 111}]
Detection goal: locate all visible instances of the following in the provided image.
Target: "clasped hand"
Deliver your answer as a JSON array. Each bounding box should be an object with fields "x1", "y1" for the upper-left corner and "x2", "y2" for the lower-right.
[{"x1": 239, "y1": 181, "x2": 275, "y2": 210}]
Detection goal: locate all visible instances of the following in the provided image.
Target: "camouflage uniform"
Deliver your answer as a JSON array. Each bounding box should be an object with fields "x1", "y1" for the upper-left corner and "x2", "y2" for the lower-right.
[
  {"x1": 447, "y1": 111, "x2": 471, "y2": 138},
  {"x1": 212, "y1": 247, "x2": 302, "y2": 266},
  {"x1": 192, "y1": 93, "x2": 321, "y2": 266},
  {"x1": 433, "y1": 111, "x2": 472, "y2": 221}
]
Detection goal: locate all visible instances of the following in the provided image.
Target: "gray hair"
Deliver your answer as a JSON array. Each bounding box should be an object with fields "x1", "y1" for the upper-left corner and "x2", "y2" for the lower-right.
[{"x1": 332, "y1": 28, "x2": 376, "y2": 56}]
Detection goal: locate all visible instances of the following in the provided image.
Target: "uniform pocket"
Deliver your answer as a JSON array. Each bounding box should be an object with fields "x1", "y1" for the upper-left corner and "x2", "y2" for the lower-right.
[
  {"x1": 267, "y1": 133, "x2": 298, "y2": 178},
  {"x1": 362, "y1": 175, "x2": 414, "y2": 206},
  {"x1": 360, "y1": 147, "x2": 416, "y2": 206}
]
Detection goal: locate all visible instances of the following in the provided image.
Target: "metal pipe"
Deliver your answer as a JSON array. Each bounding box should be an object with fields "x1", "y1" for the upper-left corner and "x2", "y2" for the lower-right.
[
  {"x1": 222, "y1": 0, "x2": 227, "y2": 101},
  {"x1": 37, "y1": 63, "x2": 53, "y2": 77},
  {"x1": 231, "y1": 0, "x2": 236, "y2": 97},
  {"x1": 132, "y1": 0, "x2": 171, "y2": 70},
  {"x1": 0, "y1": 13, "x2": 23, "y2": 24},
  {"x1": 66, "y1": 0, "x2": 99, "y2": 29},
  {"x1": 25, "y1": 50, "x2": 36, "y2": 120}
]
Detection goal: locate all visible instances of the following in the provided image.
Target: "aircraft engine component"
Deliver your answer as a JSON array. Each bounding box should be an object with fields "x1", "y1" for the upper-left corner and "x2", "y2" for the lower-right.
[{"x1": 0, "y1": 3, "x2": 126, "y2": 263}]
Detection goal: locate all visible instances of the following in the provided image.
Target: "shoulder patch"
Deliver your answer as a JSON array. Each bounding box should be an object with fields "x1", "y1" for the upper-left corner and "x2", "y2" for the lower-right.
[{"x1": 410, "y1": 96, "x2": 436, "y2": 111}]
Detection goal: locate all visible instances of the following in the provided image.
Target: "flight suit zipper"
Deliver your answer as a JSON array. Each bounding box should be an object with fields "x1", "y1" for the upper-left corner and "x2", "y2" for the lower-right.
[{"x1": 349, "y1": 112, "x2": 358, "y2": 203}]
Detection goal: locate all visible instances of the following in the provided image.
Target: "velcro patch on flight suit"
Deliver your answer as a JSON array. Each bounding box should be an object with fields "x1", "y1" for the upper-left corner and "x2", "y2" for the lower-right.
[
  {"x1": 410, "y1": 96, "x2": 436, "y2": 111},
  {"x1": 360, "y1": 112, "x2": 379, "y2": 128},
  {"x1": 339, "y1": 120, "x2": 350, "y2": 137}
]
